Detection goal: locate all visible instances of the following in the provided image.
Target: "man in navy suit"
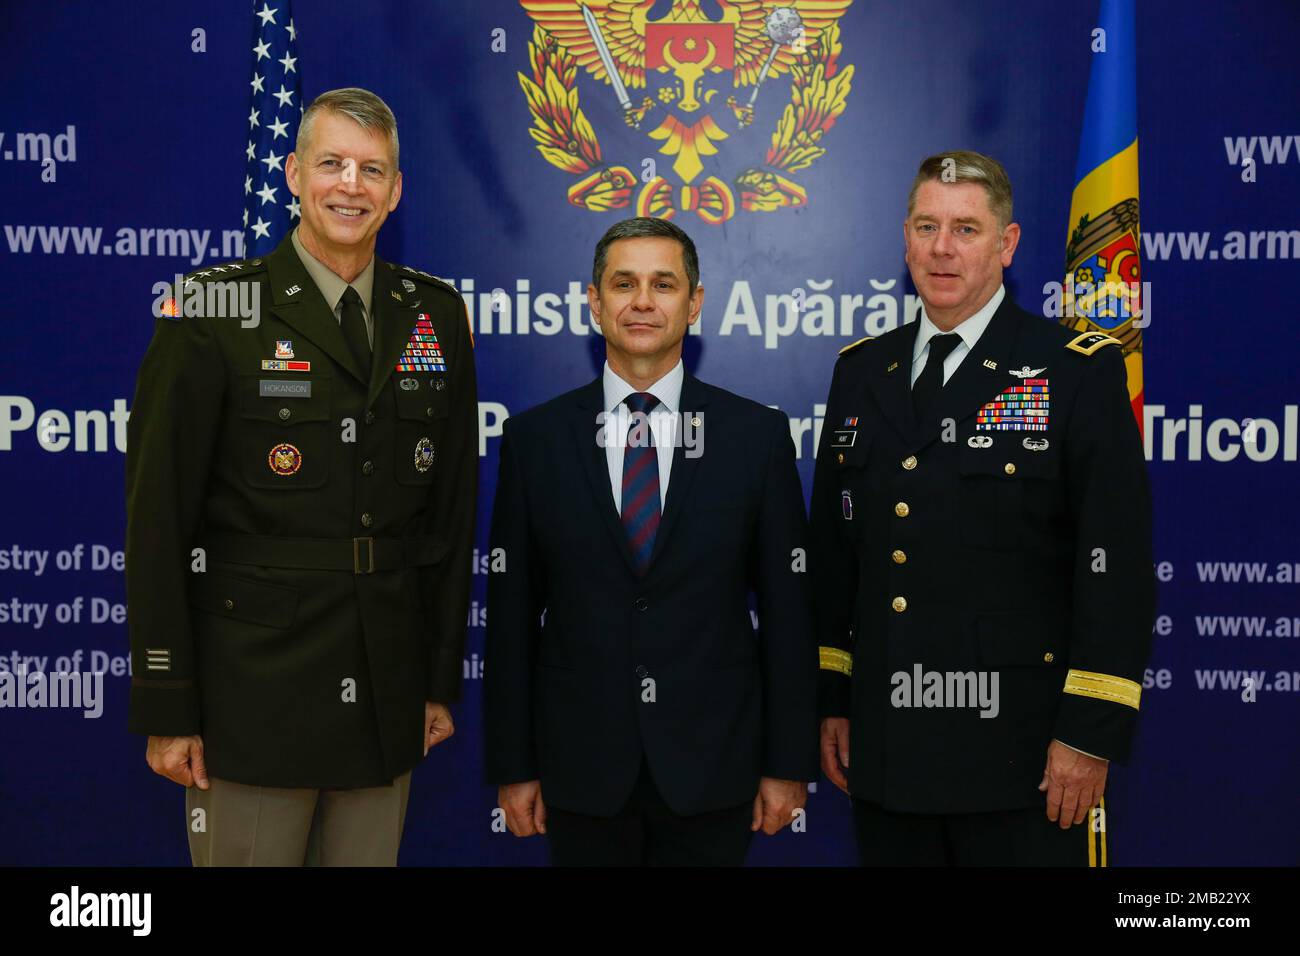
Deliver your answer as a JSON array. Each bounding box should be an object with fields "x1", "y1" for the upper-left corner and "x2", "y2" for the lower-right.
[{"x1": 484, "y1": 217, "x2": 818, "y2": 866}]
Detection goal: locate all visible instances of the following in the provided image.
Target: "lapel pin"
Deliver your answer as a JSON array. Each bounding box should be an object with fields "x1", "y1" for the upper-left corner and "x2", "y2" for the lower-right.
[
  {"x1": 391, "y1": 290, "x2": 402, "y2": 301},
  {"x1": 982, "y1": 359, "x2": 998, "y2": 370},
  {"x1": 284, "y1": 284, "x2": 301, "y2": 296},
  {"x1": 886, "y1": 361, "x2": 899, "y2": 373}
]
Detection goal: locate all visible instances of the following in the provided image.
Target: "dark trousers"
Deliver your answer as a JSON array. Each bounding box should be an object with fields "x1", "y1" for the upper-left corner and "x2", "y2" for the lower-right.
[
  {"x1": 546, "y1": 757, "x2": 754, "y2": 866},
  {"x1": 853, "y1": 797, "x2": 1107, "y2": 866}
]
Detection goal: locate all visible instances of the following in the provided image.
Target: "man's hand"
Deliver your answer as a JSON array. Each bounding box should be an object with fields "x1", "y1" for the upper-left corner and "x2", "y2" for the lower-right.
[
  {"x1": 145, "y1": 735, "x2": 209, "y2": 789},
  {"x1": 751, "y1": 777, "x2": 807, "y2": 835},
  {"x1": 1038, "y1": 739, "x2": 1108, "y2": 829},
  {"x1": 820, "y1": 717, "x2": 851, "y2": 794},
  {"x1": 424, "y1": 702, "x2": 454, "y2": 756},
  {"x1": 499, "y1": 780, "x2": 547, "y2": 837}
]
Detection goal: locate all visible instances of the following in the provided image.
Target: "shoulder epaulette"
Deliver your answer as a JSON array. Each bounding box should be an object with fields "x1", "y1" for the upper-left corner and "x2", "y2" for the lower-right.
[
  {"x1": 182, "y1": 258, "x2": 265, "y2": 285},
  {"x1": 1065, "y1": 331, "x2": 1121, "y2": 356},
  {"x1": 392, "y1": 262, "x2": 459, "y2": 297},
  {"x1": 838, "y1": 335, "x2": 874, "y2": 356}
]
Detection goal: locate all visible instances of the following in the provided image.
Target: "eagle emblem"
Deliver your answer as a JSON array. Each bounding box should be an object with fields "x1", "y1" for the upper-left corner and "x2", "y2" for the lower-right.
[{"x1": 517, "y1": 1, "x2": 854, "y2": 224}]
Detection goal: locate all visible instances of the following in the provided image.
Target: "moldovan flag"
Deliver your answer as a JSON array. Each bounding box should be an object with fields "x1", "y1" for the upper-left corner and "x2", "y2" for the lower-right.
[{"x1": 1062, "y1": 0, "x2": 1144, "y2": 430}]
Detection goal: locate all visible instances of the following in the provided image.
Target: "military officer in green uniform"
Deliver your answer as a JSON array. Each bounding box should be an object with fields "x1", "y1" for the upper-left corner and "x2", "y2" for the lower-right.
[
  {"x1": 125, "y1": 88, "x2": 477, "y2": 866},
  {"x1": 810, "y1": 151, "x2": 1155, "y2": 865}
]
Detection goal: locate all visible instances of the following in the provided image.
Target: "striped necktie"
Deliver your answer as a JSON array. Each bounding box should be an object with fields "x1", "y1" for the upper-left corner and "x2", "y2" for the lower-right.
[{"x1": 621, "y1": 392, "x2": 661, "y2": 576}]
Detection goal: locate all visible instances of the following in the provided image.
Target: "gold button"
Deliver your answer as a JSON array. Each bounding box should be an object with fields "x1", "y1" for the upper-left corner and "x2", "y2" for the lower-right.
[
  {"x1": 1043, "y1": 652, "x2": 1055, "y2": 663},
  {"x1": 224, "y1": 599, "x2": 234, "y2": 611},
  {"x1": 892, "y1": 596, "x2": 907, "y2": 613},
  {"x1": 901, "y1": 455, "x2": 917, "y2": 471},
  {"x1": 894, "y1": 501, "x2": 910, "y2": 517},
  {"x1": 837, "y1": 453, "x2": 845, "y2": 465},
  {"x1": 1004, "y1": 462, "x2": 1016, "y2": 476},
  {"x1": 892, "y1": 549, "x2": 907, "y2": 564}
]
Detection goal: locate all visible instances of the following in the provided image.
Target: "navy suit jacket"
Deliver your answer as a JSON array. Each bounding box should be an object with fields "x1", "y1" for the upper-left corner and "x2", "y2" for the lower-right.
[{"x1": 484, "y1": 372, "x2": 819, "y2": 816}]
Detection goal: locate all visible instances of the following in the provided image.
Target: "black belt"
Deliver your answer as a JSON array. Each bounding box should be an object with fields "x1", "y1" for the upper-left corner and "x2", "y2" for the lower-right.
[{"x1": 200, "y1": 532, "x2": 448, "y2": 574}]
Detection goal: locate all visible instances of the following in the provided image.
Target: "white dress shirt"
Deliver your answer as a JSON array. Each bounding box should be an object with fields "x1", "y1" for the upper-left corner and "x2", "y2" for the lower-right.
[
  {"x1": 602, "y1": 359, "x2": 683, "y2": 514},
  {"x1": 910, "y1": 284, "x2": 1005, "y2": 386}
]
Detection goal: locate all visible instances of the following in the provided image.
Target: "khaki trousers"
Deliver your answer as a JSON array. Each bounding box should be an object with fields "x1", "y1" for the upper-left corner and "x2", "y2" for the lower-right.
[{"x1": 185, "y1": 772, "x2": 412, "y2": 866}]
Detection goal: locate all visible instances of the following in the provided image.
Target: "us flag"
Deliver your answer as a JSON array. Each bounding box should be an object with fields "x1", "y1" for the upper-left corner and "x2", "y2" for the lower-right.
[{"x1": 243, "y1": 0, "x2": 302, "y2": 258}]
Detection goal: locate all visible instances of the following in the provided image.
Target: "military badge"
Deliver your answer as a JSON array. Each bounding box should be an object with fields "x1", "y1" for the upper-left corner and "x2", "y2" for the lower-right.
[
  {"x1": 275, "y1": 340, "x2": 294, "y2": 359},
  {"x1": 1009, "y1": 365, "x2": 1046, "y2": 378},
  {"x1": 976, "y1": 378, "x2": 1050, "y2": 432},
  {"x1": 414, "y1": 437, "x2": 435, "y2": 473},
  {"x1": 396, "y1": 314, "x2": 447, "y2": 373},
  {"x1": 967, "y1": 435, "x2": 994, "y2": 448},
  {"x1": 402, "y1": 279, "x2": 416, "y2": 293},
  {"x1": 268, "y1": 443, "x2": 302, "y2": 476},
  {"x1": 1023, "y1": 437, "x2": 1050, "y2": 451},
  {"x1": 841, "y1": 490, "x2": 853, "y2": 520},
  {"x1": 399, "y1": 377, "x2": 419, "y2": 391}
]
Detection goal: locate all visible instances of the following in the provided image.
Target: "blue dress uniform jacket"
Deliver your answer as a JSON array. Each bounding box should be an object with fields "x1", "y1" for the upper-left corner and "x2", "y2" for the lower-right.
[
  {"x1": 810, "y1": 295, "x2": 1156, "y2": 814},
  {"x1": 484, "y1": 375, "x2": 820, "y2": 817},
  {"x1": 125, "y1": 233, "x2": 478, "y2": 789}
]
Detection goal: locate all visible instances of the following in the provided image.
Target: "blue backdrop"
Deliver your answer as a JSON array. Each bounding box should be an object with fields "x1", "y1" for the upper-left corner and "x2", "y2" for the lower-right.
[{"x1": 1, "y1": 0, "x2": 1297, "y2": 866}]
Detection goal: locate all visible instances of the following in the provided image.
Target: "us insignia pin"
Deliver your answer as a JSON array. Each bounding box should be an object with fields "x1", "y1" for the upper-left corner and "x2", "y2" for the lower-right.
[
  {"x1": 268, "y1": 443, "x2": 302, "y2": 476},
  {"x1": 285, "y1": 284, "x2": 301, "y2": 297},
  {"x1": 886, "y1": 361, "x2": 900, "y2": 373},
  {"x1": 392, "y1": 290, "x2": 402, "y2": 301},
  {"x1": 414, "y1": 437, "x2": 435, "y2": 473},
  {"x1": 982, "y1": 359, "x2": 998, "y2": 370}
]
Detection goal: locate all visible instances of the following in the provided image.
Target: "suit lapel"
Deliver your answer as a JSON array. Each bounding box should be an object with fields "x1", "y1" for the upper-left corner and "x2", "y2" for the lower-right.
[
  {"x1": 866, "y1": 320, "x2": 921, "y2": 443},
  {"x1": 911, "y1": 296, "x2": 1023, "y2": 454},
  {"x1": 648, "y1": 373, "x2": 711, "y2": 567},
  {"x1": 367, "y1": 261, "x2": 422, "y2": 410},
  {"x1": 264, "y1": 235, "x2": 368, "y2": 386},
  {"x1": 573, "y1": 379, "x2": 639, "y2": 575}
]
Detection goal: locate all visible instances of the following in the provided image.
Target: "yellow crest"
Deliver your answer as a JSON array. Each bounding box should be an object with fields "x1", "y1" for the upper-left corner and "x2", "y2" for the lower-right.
[{"x1": 517, "y1": 0, "x2": 854, "y2": 224}]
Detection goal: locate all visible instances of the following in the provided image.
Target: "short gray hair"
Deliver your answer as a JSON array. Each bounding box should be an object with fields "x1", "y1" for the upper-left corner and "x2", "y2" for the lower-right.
[
  {"x1": 907, "y1": 150, "x2": 1013, "y2": 228},
  {"x1": 296, "y1": 87, "x2": 400, "y2": 170},
  {"x1": 592, "y1": 217, "x2": 700, "y2": 291}
]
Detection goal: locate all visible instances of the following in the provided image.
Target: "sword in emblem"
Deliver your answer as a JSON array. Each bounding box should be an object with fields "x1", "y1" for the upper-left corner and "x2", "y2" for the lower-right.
[{"x1": 580, "y1": 3, "x2": 641, "y2": 128}]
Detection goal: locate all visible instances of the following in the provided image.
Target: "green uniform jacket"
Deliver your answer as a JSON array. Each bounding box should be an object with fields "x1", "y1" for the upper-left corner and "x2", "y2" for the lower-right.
[
  {"x1": 125, "y1": 233, "x2": 478, "y2": 789},
  {"x1": 810, "y1": 296, "x2": 1156, "y2": 814}
]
